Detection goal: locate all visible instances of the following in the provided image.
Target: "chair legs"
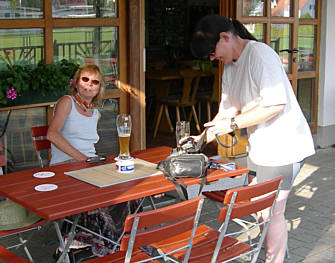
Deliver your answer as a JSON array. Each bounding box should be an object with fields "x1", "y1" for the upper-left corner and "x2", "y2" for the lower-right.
[
  {"x1": 153, "y1": 104, "x2": 174, "y2": 138},
  {"x1": 5, "y1": 228, "x2": 40, "y2": 262},
  {"x1": 153, "y1": 104, "x2": 163, "y2": 138},
  {"x1": 206, "y1": 101, "x2": 211, "y2": 122},
  {"x1": 175, "y1": 106, "x2": 180, "y2": 122},
  {"x1": 188, "y1": 106, "x2": 201, "y2": 133},
  {"x1": 209, "y1": 197, "x2": 291, "y2": 261},
  {"x1": 191, "y1": 105, "x2": 201, "y2": 133},
  {"x1": 154, "y1": 104, "x2": 201, "y2": 138},
  {"x1": 164, "y1": 106, "x2": 174, "y2": 132},
  {"x1": 197, "y1": 101, "x2": 202, "y2": 124},
  {"x1": 19, "y1": 235, "x2": 34, "y2": 262}
]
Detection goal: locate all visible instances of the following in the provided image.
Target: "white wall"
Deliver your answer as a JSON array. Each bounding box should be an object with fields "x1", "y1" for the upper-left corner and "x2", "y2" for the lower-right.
[{"x1": 318, "y1": 0, "x2": 335, "y2": 126}]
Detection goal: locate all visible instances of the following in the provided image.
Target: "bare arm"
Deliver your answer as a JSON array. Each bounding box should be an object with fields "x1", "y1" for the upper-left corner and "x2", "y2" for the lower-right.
[
  {"x1": 46, "y1": 96, "x2": 88, "y2": 161},
  {"x1": 191, "y1": 105, "x2": 237, "y2": 143},
  {"x1": 205, "y1": 104, "x2": 285, "y2": 137}
]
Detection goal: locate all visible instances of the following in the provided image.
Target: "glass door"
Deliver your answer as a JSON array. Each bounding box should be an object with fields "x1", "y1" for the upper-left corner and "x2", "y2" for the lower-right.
[{"x1": 235, "y1": 0, "x2": 321, "y2": 133}]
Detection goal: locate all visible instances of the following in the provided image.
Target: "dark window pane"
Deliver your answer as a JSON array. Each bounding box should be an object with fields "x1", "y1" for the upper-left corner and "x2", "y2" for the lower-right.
[
  {"x1": 96, "y1": 99, "x2": 119, "y2": 156},
  {"x1": 297, "y1": 78, "x2": 315, "y2": 122}
]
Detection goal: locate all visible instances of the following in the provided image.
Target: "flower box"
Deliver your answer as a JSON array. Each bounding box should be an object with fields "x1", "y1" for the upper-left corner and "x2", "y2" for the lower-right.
[{"x1": 0, "y1": 59, "x2": 79, "y2": 108}]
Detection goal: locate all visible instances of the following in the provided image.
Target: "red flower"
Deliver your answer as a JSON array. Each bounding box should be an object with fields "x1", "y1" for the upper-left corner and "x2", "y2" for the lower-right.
[{"x1": 6, "y1": 87, "x2": 17, "y2": 100}]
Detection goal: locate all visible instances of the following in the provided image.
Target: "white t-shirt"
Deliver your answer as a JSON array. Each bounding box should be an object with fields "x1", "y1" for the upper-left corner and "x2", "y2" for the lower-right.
[{"x1": 220, "y1": 41, "x2": 315, "y2": 166}]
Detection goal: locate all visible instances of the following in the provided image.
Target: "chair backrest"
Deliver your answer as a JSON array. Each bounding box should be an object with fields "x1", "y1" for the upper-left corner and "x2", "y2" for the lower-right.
[
  {"x1": 0, "y1": 245, "x2": 30, "y2": 263},
  {"x1": 179, "y1": 68, "x2": 201, "y2": 104},
  {"x1": 0, "y1": 141, "x2": 5, "y2": 168},
  {"x1": 121, "y1": 196, "x2": 204, "y2": 263},
  {"x1": 30, "y1": 125, "x2": 51, "y2": 168},
  {"x1": 212, "y1": 176, "x2": 283, "y2": 263}
]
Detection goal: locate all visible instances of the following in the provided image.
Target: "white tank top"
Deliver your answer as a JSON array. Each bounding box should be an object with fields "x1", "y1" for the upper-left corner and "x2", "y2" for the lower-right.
[{"x1": 50, "y1": 95, "x2": 99, "y2": 165}]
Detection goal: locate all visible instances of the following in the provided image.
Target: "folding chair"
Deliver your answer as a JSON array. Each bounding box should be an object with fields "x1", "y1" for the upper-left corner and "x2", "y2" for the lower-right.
[
  {"x1": 30, "y1": 125, "x2": 51, "y2": 168},
  {"x1": 203, "y1": 174, "x2": 290, "y2": 260},
  {"x1": 0, "y1": 140, "x2": 46, "y2": 262},
  {"x1": 151, "y1": 177, "x2": 282, "y2": 263},
  {"x1": 84, "y1": 196, "x2": 204, "y2": 263},
  {"x1": 0, "y1": 200, "x2": 47, "y2": 263},
  {"x1": 0, "y1": 245, "x2": 30, "y2": 263}
]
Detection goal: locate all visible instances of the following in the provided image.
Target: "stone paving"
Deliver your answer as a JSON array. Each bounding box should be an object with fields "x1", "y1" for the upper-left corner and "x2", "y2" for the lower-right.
[{"x1": 1, "y1": 147, "x2": 335, "y2": 262}]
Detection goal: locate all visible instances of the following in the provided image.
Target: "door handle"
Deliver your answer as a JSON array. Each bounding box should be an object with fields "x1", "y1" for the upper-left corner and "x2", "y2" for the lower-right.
[{"x1": 279, "y1": 48, "x2": 299, "y2": 54}]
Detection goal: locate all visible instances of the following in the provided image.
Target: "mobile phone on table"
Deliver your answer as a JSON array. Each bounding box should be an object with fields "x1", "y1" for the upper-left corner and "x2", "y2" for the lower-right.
[{"x1": 86, "y1": 156, "x2": 107, "y2": 164}]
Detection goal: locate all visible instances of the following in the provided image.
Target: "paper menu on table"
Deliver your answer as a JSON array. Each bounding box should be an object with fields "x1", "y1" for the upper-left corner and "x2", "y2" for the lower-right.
[{"x1": 65, "y1": 158, "x2": 161, "y2": 187}]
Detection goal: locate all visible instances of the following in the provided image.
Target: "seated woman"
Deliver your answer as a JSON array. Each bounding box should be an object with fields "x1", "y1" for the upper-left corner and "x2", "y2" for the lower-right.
[{"x1": 47, "y1": 64, "x2": 142, "y2": 257}]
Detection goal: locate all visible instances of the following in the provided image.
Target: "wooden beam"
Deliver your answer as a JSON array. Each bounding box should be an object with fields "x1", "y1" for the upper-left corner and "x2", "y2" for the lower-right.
[
  {"x1": 44, "y1": 0, "x2": 53, "y2": 64},
  {"x1": 128, "y1": 0, "x2": 146, "y2": 151},
  {"x1": 118, "y1": 1, "x2": 128, "y2": 115}
]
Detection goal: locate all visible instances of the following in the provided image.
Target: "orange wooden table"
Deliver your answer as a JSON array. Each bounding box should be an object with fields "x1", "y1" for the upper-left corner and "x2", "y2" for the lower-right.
[
  {"x1": 0, "y1": 146, "x2": 248, "y2": 262},
  {"x1": 0, "y1": 146, "x2": 249, "y2": 220}
]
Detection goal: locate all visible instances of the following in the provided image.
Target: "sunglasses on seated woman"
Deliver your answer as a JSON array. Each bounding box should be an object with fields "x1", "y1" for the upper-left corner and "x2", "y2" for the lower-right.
[{"x1": 81, "y1": 76, "x2": 100, "y2": 85}]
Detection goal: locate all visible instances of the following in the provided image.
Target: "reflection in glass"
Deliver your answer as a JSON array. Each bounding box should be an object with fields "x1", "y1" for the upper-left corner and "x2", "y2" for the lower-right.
[
  {"x1": 298, "y1": 25, "x2": 316, "y2": 72},
  {"x1": 244, "y1": 24, "x2": 264, "y2": 42},
  {"x1": 297, "y1": 78, "x2": 315, "y2": 122},
  {"x1": 0, "y1": 29, "x2": 44, "y2": 67},
  {"x1": 0, "y1": 0, "x2": 43, "y2": 19},
  {"x1": 271, "y1": 0, "x2": 291, "y2": 17},
  {"x1": 271, "y1": 24, "x2": 291, "y2": 73},
  {"x1": 242, "y1": 0, "x2": 265, "y2": 16},
  {"x1": 52, "y1": 0, "x2": 117, "y2": 18},
  {"x1": 299, "y1": 0, "x2": 316, "y2": 18},
  {"x1": 0, "y1": 107, "x2": 47, "y2": 170},
  {"x1": 53, "y1": 27, "x2": 118, "y2": 88},
  {"x1": 96, "y1": 99, "x2": 119, "y2": 156}
]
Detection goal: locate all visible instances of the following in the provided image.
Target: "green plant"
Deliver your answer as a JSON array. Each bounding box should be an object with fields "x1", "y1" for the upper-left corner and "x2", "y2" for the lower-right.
[{"x1": 0, "y1": 59, "x2": 79, "y2": 105}]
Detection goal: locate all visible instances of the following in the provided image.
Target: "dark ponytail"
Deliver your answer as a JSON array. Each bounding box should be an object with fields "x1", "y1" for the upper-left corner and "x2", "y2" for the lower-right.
[
  {"x1": 231, "y1": 19, "x2": 257, "y2": 41},
  {"x1": 191, "y1": 15, "x2": 257, "y2": 58}
]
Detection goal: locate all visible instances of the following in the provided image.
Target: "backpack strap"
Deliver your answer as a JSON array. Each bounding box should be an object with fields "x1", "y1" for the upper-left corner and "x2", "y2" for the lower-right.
[
  {"x1": 165, "y1": 166, "x2": 208, "y2": 201},
  {"x1": 215, "y1": 131, "x2": 238, "y2": 148}
]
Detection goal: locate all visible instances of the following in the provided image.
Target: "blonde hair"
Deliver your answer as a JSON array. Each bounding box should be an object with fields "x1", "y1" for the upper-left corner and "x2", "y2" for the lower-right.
[{"x1": 70, "y1": 64, "x2": 105, "y2": 106}]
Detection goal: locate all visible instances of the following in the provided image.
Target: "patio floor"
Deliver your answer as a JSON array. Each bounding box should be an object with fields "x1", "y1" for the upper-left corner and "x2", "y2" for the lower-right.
[{"x1": 1, "y1": 134, "x2": 335, "y2": 262}]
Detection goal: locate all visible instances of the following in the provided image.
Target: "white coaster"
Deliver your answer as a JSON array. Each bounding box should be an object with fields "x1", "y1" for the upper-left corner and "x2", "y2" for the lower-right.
[
  {"x1": 34, "y1": 184, "x2": 58, "y2": 192},
  {"x1": 33, "y1": 172, "x2": 55, "y2": 178}
]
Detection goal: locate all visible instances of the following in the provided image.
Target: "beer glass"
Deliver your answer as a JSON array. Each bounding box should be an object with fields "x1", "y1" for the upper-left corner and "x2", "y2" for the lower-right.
[
  {"x1": 175, "y1": 121, "x2": 190, "y2": 147},
  {"x1": 116, "y1": 114, "x2": 132, "y2": 160}
]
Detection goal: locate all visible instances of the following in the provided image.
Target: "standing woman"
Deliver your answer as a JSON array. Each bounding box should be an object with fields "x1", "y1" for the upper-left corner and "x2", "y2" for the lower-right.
[
  {"x1": 47, "y1": 64, "x2": 141, "y2": 257},
  {"x1": 190, "y1": 15, "x2": 315, "y2": 263}
]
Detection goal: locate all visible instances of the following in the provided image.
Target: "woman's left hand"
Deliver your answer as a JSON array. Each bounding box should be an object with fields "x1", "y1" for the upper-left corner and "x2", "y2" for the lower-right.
[{"x1": 204, "y1": 118, "x2": 231, "y2": 136}]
